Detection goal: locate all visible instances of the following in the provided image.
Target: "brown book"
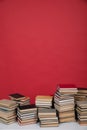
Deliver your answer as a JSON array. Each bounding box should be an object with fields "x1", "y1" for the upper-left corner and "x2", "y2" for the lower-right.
[
  {"x1": 40, "y1": 119, "x2": 58, "y2": 123},
  {"x1": 78, "y1": 120, "x2": 87, "y2": 126},
  {"x1": 76, "y1": 101, "x2": 87, "y2": 108},
  {"x1": 54, "y1": 103, "x2": 74, "y2": 112},
  {"x1": 78, "y1": 88, "x2": 87, "y2": 94},
  {"x1": 0, "y1": 110, "x2": 16, "y2": 119},
  {"x1": 76, "y1": 108, "x2": 87, "y2": 115},
  {"x1": 78, "y1": 115, "x2": 87, "y2": 119},
  {"x1": 59, "y1": 111, "x2": 75, "y2": 118},
  {"x1": 0, "y1": 99, "x2": 17, "y2": 108},
  {"x1": 9, "y1": 93, "x2": 25, "y2": 101},
  {"x1": 40, "y1": 123, "x2": 59, "y2": 127},
  {"x1": 36, "y1": 96, "x2": 53, "y2": 101},
  {"x1": 58, "y1": 87, "x2": 78, "y2": 94},
  {"x1": 38, "y1": 108, "x2": 57, "y2": 117},
  {"x1": 39, "y1": 117, "x2": 58, "y2": 120},
  {"x1": 18, "y1": 120, "x2": 37, "y2": 125},
  {"x1": 18, "y1": 117, "x2": 37, "y2": 122},
  {"x1": 59, "y1": 117, "x2": 75, "y2": 123},
  {"x1": 0, "y1": 117, "x2": 16, "y2": 124}
]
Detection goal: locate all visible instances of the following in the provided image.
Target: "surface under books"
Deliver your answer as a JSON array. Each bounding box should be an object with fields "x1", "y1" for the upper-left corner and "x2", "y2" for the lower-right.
[{"x1": 0, "y1": 122, "x2": 87, "y2": 130}]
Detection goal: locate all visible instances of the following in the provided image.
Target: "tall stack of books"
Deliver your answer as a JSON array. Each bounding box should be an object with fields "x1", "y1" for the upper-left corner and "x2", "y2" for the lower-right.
[
  {"x1": 75, "y1": 88, "x2": 87, "y2": 101},
  {"x1": 76, "y1": 101, "x2": 87, "y2": 125},
  {"x1": 9, "y1": 93, "x2": 30, "y2": 106},
  {"x1": 35, "y1": 95, "x2": 53, "y2": 108},
  {"x1": 0, "y1": 99, "x2": 17, "y2": 124},
  {"x1": 38, "y1": 108, "x2": 59, "y2": 127},
  {"x1": 17, "y1": 104, "x2": 37, "y2": 125},
  {"x1": 54, "y1": 86, "x2": 78, "y2": 123},
  {"x1": 35, "y1": 95, "x2": 59, "y2": 127}
]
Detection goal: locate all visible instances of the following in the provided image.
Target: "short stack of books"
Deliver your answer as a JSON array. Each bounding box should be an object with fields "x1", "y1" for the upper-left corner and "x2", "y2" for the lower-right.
[
  {"x1": 35, "y1": 95, "x2": 53, "y2": 108},
  {"x1": 9, "y1": 93, "x2": 30, "y2": 106},
  {"x1": 76, "y1": 101, "x2": 87, "y2": 126},
  {"x1": 54, "y1": 86, "x2": 78, "y2": 123},
  {"x1": 0, "y1": 99, "x2": 17, "y2": 124},
  {"x1": 17, "y1": 104, "x2": 37, "y2": 125},
  {"x1": 38, "y1": 108, "x2": 59, "y2": 127},
  {"x1": 75, "y1": 88, "x2": 87, "y2": 101}
]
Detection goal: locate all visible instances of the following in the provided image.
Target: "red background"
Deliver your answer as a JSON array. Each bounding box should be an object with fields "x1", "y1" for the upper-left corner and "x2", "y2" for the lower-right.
[{"x1": 0, "y1": 0, "x2": 87, "y2": 103}]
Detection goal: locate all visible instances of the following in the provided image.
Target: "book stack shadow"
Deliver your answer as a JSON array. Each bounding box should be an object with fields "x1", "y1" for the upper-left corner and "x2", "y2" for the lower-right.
[
  {"x1": 76, "y1": 101, "x2": 87, "y2": 126},
  {"x1": 54, "y1": 86, "x2": 78, "y2": 123},
  {"x1": 17, "y1": 104, "x2": 38, "y2": 125},
  {"x1": 0, "y1": 99, "x2": 17, "y2": 124},
  {"x1": 35, "y1": 95, "x2": 59, "y2": 127}
]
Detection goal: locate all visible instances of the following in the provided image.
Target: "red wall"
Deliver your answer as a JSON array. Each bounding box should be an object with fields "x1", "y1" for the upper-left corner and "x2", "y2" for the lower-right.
[{"x1": 0, "y1": 0, "x2": 87, "y2": 103}]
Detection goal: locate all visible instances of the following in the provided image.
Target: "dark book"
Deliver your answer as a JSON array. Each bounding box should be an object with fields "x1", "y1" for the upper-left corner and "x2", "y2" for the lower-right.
[
  {"x1": 18, "y1": 104, "x2": 36, "y2": 110},
  {"x1": 78, "y1": 88, "x2": 87, "y2": 94},
  {"x1": 78, "y1": 88, "x2": 87, "y2": 90},
  {"x1": 57, "y1": 84, "x2": 76, "y2": 88},
  {"x1": 9, "y1": 93, "x2": 25, "y2": 100}
]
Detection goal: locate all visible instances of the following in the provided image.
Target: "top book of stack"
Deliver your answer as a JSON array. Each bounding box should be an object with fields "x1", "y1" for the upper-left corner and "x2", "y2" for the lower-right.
[
  {"x1": 9, "y1": 93, "x2": 30, "y2": 106},
  {"x1": 78, "y1": 88, "x2": 87, "y2": 93},
  {"x1": 57, "y1": 84, "x2": 78, "y2": 95},
  {"x1": 9, "y1": 93, "x2": 26, "y2": 101},
  {"x1": 75, "y1": 88, "x2": 87, "y2": 101},
  {"x1": 0, "y1": 99, "x2": 17, "y2": 110},
  {"x1": 35, "y1": 96, "x2": 53, "y2": 108}
]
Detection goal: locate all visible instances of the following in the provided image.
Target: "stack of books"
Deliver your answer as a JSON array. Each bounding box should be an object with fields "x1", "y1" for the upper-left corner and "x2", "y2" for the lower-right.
[
  {"x1": 17, "y1": 104, "x2": 37, "y2": 125},
  {"x1": 76, "y1": 101, "x2": 87, "y2": 126},
  {"x1": 9, "y1": 93, "x2": 30, "y2": 106},
  {"x1": 38, "y1": 108, "x2": 59, "y2": 127},
  {"x1": 75, "y1": 88, "x2": 87, "y2": 101},
  {"x1": 0, "y1": 99, "x2": 17, "y2": 124},
  {"x1": 54, "y1": 86, "x2": 78, "y2": 123},
  {"x1": 35, "y1": 95, "x2": 53, "y2": 108}
]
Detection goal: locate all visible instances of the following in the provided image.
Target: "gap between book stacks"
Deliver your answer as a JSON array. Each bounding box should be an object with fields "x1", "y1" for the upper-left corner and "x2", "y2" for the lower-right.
[{"x1": 0, "y1": 84, "x2": 87, "y2": 127}]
